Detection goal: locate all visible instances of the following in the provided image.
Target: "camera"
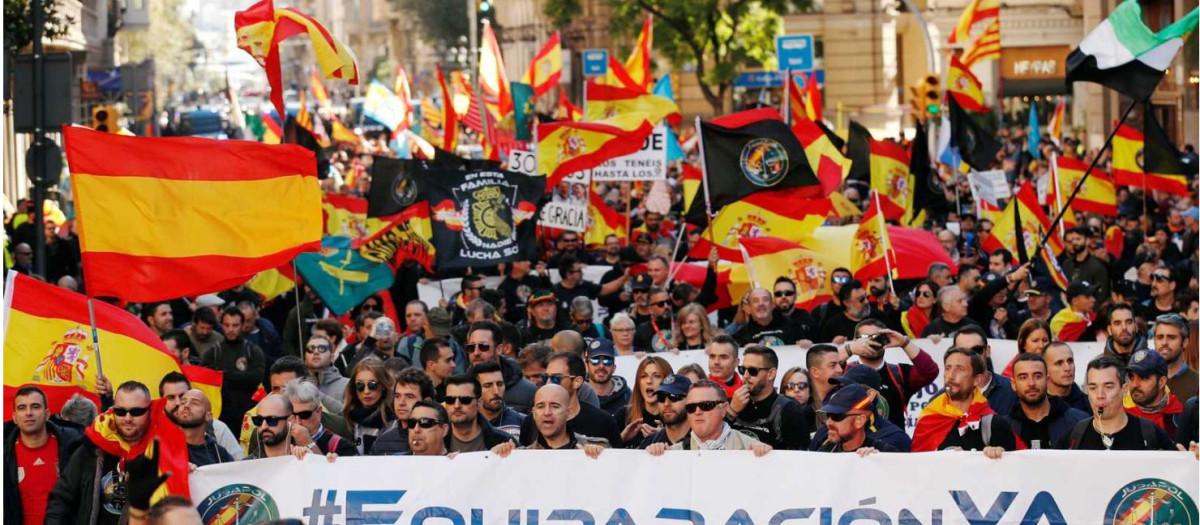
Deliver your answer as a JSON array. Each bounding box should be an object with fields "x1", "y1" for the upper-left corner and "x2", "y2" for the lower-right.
[{"x1": 870, "y1": 333, "x2": 889, "y2": 347}]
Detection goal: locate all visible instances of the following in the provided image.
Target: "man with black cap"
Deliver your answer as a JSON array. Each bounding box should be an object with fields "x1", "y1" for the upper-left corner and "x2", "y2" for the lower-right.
[
  {"x1": 1009, "y1": 276, "x2": 1057, "y2": 328},
  {"x1": 816, "y1": 384, "x2": 898, "y2": 454},
  {"x1": 1124, "y1": 349, "x2": 1185, "y2": 440},
  {"x1": 1008, "y1": 353, "x2": 1088, "y2": 449},
  {"x1": 1061, "y1": 226, "x2": 1109, "y2": 302},
  {"x1": 520, "y1": 291, "x2": 568, "y2": 344},
  {"x1": 638, "y1": 374, "x2": 692, "y2": 448},
  {"x1": 623, "y1": 274, "x2": 656, "y2": 326},
  {"x1": 808, "y1": 366, "x2": 912, "y2": 452},
  {"x1": 499, "y1": 259, "x2": 551, "y2": 325},
  {"x1": 586, "y1": 339, "x2": 629, "y2": 418},
  {"x1": 726, "y1": 345, "x2": 809, "y2": 450},
  {"x1": 1051, "y1": 280, "x2": 1098, "y2": 342}
]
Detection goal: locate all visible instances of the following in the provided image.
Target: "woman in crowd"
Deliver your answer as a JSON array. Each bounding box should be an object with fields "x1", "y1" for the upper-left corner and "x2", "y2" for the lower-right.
[
  {"x1": 673, "y1": 303, "x2": 716, "y2": 351},
  {"x1": 615, "y1": 356, "x2": 673, "y2": 446},
  {"x1": 779, "y1": 367, "x2": 811, "y2": 406},
  {"x1": 677, "y1": 363, "x2": 706, "y2": 385},
  {"x1": 609, "y1": 313, "x2": 638, "y2": 356},
  {"x1": 343, "y1": 357, "x2": 395, "y2": 454},
  {"x1": 901, "y1": 280, "x2": 939, "y2": 339},
  {"x1": 1002, "y1": 318, "x2": 1053, "y2": 378}
]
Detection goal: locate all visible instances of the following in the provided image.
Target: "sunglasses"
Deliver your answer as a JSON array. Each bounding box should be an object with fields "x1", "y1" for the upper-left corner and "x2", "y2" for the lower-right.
[
  {"x1": 832, "y1": 275, "x2": 851, "y2": 284},
  {"x1": 826, "y1": 412, "x2": 858, "y2": 423},
  {"x1": 655, "y1": 392, "x2": 686, "y2": 404},
  {"x1": 632, "y1": 289, "x2": 650, "y2": 294},
  {"x1": 252, "y1": 415, "x2": 288, "y2": 427},
  {"x1": 542, "y1": 373, "x2": 576, "y2": 385},
  {"x1": 588, "y1": 356, "x2": 614, "y2": 366},
  {"x1": 293, "y1": 410, "x2": 316, "y2": 420},
  {"x1": 774, "y1": 290, "x2": 796, "y2": 298},
  {"x1": 685, "y1": 401, "x2": 723, "y2": 414},
  {"x1": 916, "y1": 291, "x2": 934, "y2": 298},
  {"x1": 573, "y1": 318, "x2": 592, "y2": 326},
  {"x1": 465, "y1": 343, "x2": 492, "y2": 354},
  {"x1": 1151, "y1": 274, "x2": 1172, "y2": 282},
  {"x1": 355, "y1": 381, "x2": 382, "y2": 393},
  {"x1": 443, "y1": 395, "x2": 476, "y2": 405},
  {"x1": 652, "y1": 300, "x2": 672, "y2": 308},
  {"x1": 305, "y1": 344, "x2": 330, "y2": 354},
  {"x1": 738, "y1": 366, "x2": 770, "y2": 376},
  {"x1": 112, "y1": 406, "x2": 150, "y2": 417},
  {"x1": 784, "y1": 382, "x2": 809, "y2": 391},
  {"x1": 403, "y1": 417, "x2": 444, "y2": 429}
]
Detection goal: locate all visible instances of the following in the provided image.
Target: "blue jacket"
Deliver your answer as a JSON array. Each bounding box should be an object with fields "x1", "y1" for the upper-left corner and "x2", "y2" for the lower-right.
[
  {"x1": 809, "y1": 414, "x2": 912, "y2": 452},
  {"x1": 984, "y1": 373, "x2": 1018, "y2": 416}
]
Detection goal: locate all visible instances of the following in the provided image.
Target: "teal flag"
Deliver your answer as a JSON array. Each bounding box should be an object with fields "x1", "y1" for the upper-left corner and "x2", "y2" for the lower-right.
[
  {"x1": 654, "y1": 75, "x2": 684, "y2": 161},
  {"x1": 1027, "y1": 105, "x2": 1042, "y2": 160},
  {"x1": 295, "y1": 236, "x2": 395, "y2": 316},
  {"x1": 511, "y1": 81, "x2": 535, "y2": 141}
]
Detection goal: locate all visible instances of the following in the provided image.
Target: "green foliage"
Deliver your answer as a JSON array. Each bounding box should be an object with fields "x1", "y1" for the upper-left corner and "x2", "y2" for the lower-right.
[
  {"x1": 390, "y1": 0, "x2": 469, "y2": 49},
  {"x1": 4, "y1": 0, "x2": 73, "y2": 53},
  {"x1": 119, "y1": 0, "x2": 200, "y2": 103},
  {"x1": 550, "y1": 0, "x2": 809, "y2": 113}
]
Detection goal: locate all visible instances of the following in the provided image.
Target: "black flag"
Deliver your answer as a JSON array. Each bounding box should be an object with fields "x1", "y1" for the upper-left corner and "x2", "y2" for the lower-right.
[
  {"x1": 907, "y1": 123, "x2": 945, "y2": 225},
  {"x1": 367, "y1": 155, "x2": 417, "y2": 218},
  {"x1": 417, "y1": 168, "x2": 546, "y2": 269},
  {"x1": 845, "y1": 121, "x2": 872, "y2": 183},
  {"x1": 948, "y1": 96, "x2": 1002, "y2": 171}
]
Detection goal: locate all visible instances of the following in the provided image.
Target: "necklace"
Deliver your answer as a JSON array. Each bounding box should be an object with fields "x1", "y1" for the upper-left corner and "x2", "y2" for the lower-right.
[{"x1": 1093, "y1": 420, "x2": 1114, "y2": 450}]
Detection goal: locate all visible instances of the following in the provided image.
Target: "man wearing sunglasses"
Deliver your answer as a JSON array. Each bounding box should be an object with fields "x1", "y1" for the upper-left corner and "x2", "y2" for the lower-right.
[
  {"x1": 370, "y1": 368, "x2": 436, "y2": 455},
  {"x1": 812, "y1": 267, "x2": 853, "y2": 328},
  {"x1": 282, "y1": 379, "x2": 358, "y2": 458},
  {"x1": 585, "y1": 340, "x2": 629, "y2": 418},
  {"x1": 732, "y1": 288, "x2": 809, "y2": 348},
  {"x1": 646, "y1": 380, "x2": 770, "y2": 456},
  {"x1": 304, "y1": 334, "x2": 349, "y2": 412},
  {"x1": 816, "y1": 384, "x2": 896, "y2": 454},
  {"x1": 638, "y1": 374, "x2": 692, "y2": 448},
  {"x1": 1138, "y1": 266, "x2": 1178, "y2": 323},
  {"x1": 467, "y1": 321, "x2": 537, "y2": 413},
  {"x1": 634, "y1": 287, "x2": 675, "y2": 353},
  {"x1": 726, "y1": 346, "x2": 809, "y2": 450},
  {"x1": 518, "y1": 353, "x2": 621, "y2": 447},
  {"x1": 406, "y1": 401, "x2": 451, "y2": 456},
  {"x1": 772, "y1": 277, "x2": 817, "y2": 337},
  {"x1": 442, "y1": 375, "x2": 517, "y2": 453},
  {"x1": 246, "y1": 394, "x2": 293, "y2": 460}
]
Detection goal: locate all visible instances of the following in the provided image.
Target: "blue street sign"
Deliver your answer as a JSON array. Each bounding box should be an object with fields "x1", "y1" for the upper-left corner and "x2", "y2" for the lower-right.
[
  {"x1": 775, "y1": 34, "x2": 815, "y2": 71},
  {"x1": 733, "y1": 69, "x2": 824, "y2": 89},
  {"x1": 582, "y1": 49, "x2": 609, "y2": 77}
]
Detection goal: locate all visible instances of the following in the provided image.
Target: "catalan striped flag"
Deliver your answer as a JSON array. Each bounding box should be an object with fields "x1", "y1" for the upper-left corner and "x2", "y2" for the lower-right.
[
  {"x1": 948, "y1": 0, "x2": 999, "y2": 44},
  {"x1": 786, "y1": 72, "x2": 806, "y2": 124},
  {"x1": 65, "y1": 126, "x2": 322, "y2": 301},
  {"x1": 961, "y1": 19, "x2": 1001, "y2": 67}
]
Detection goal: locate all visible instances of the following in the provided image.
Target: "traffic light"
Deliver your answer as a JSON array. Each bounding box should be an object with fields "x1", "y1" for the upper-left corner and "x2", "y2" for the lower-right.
[
  {"x1": 92, "y1": 105, "x2": 119, "y2": 133},
  {"x1": 477, "y1": 0, "x2": 491, "y2": 12},
  {"x1": 908, "y1": 74, "x2": 942, "y2": 122}
]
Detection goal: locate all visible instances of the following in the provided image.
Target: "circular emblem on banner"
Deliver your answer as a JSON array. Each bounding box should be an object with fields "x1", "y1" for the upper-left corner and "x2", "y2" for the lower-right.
[
  {"x1": 739, "y1": 138, "x2": 789, "y2": 187},
  {"x1": 1104, "y1": 478, "x2": 1198, "y2": 525},
  {"x1": 391, "y1": 174, "x2": 418, "y2": 208},
  {"x1": 197, "y1": 483, "x2": 280, "y2": 525}
]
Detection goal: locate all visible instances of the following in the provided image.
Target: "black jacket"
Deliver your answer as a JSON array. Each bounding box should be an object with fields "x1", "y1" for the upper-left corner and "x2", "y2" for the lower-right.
[
  {"x1": 498, "y1": 356, "x2": 536, "y2": 414},
  {"x1": 45, "y1": 439, "x2": 119, "y2": 525},
  {"x1": 5, "y1": 418, "x2": 84, "y2": 523},
  {"x1": 1008, "y1": 397, "x2": 1088, "y2": 450},
  {"x1": 450, "y1": 414, "x2": 517, "y2": 452}
]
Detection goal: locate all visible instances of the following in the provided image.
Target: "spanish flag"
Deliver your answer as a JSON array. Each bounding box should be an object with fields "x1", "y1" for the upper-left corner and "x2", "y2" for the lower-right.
[
  {"x1": 802, "y1": 72, "x2": 823, "y2": 122},
  {"x1": 603, "y1": 55, "x2": 640, "y2": 92},
  {"x1": 688, "y1": 188, "x2": 831, "y2": 261},
  {"x1": 584, "y1": 192, "x2": 629, "y2": 248},
  {"x1": 1054, "y1": 156, "x2": 1117, "y2": 216},
  {"x1": 479, "y1": 20, "x2": 512, "y2": 119},
  {"x1": 737, "y1": 236, "x2": 839, "y2": 310},
  {"x1": 870, "y1": 138, "x2": 911, "y2": 220},
  {"x1": 681, "y1": 162, "x2": 702, "y2": 214},
  {"x1": 623, "y1": 15, "x2": 654, "y2": 92},
  {"x1": 1048, "y1": 97, "x2": 1066, "y2": 145},
  {"x1": 829, "y1": 192, "x2": 863, "y2": 218},
  {"x1": 309, "y1": 67, "x2": 330, "y2": 109},
  {"x1": 584, "y1": 81, "x2": 681, "y2": 126},
  {"x1": 235, "y1": 0, "x2": 358, "y2": 119},
  {"x1": 436, "y1": 65, "x2": 458, "y2": 152},
  {"x1": 261, "y1": 112, "x2": 283, "y2": 144},
  {"x1": 557, "y1": 91, "x2": 582, "y2": 122},
  {"x1": 852, "y1": 194, "x2": 895, "y2": 281},
  {"x1": 911, "y1": 389, "x2": 995, "y2": 452},
  {"x1": 948, "y1": 55, "x2": 988, "y2": 112},
  {"x1": 792, "y1": 115, "x2": 851, "y2": 196},
  {"x1": 393, "y1": 65, "x2": 414, "y2": 130},
  {"x1": 65, "y1": 126, "x2": 322, "y2": 301},
  {"x1": 961, "y1": 19, "x2": 1001, "y2": 67},
  {"x1": 1050, "y1": 307, "x2": 1094, "y2": 342},
  {"x1": 330, "y1": 119, "x2": 358, "y2": 145},
  {"x1": 322, "y1": 193, "x2": 392, "y2": 241},
  {"x1": 1112, "y1": 109, "x2": 1190, "y2": 196},
  {"x1": 522, "y1": 31, "x2": 563, "y2": 97},
  {"x1": 981, "y1": 182, "x2": 1063, "y2": 257},
  {"x1": 3, "y1": 272, "x2": 221, "y2": 420},
  {"x1": 537, "y1": 112, "x2": 656, "y2": 187},
  {"x1": 948, "y1": 0, "x2": 999, "y2": 44},
  {"x1": 247, "y1": 263, "x2": 298, "y2": 302},
  {"x1": 86, "y1": 397, "x2": 191, "y2": 499}
]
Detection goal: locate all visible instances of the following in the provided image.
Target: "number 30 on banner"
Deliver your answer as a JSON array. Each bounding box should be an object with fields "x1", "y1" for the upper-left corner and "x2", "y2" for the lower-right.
[{"x1": 508, "y1": 150, "x2": 537, "y2": 176}]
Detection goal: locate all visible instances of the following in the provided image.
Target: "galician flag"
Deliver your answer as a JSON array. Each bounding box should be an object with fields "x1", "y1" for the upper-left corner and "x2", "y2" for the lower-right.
[{"x1": 1065, "y1": 0, "x2": 1198, "y2": 101}]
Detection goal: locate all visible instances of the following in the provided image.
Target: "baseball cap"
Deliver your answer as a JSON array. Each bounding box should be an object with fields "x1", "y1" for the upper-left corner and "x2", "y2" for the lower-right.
[
  {"x1": 586, "y1": 338, "x2": 616, "y2": 358},
  {"x1": 1066, "y1": 280, "x2": 1097, "y2": 300},
  {"x1": 1025, "y1": 276, "x2": 1055, "y2": 296},
  {"x1": 822, "y1": 384, "x2": 876, "y2": 415},
  {"x1": 654, "y1": 374, "x2": 692, "y2": 397},
  {"x1": 1127, "y1": 349, "x2": 1168, "y2": 378},
  {"x1": 426, "y1": 307, "x2": 452, "y2": 338},
  {"x1": 634, "y1": 232, "x2": 653, "y2": 244},
  {"x1": 195, "y1": 294, "x2": 226, "y2": 308},
  {"x1": 982, "y1": 272, "x2": 1002, "y2": 283},
  {"x1": 528, "y1": 290, "x2": 557, "y2": 306},
  {"x1": 631, "y1": 273, "x2": 653, "y2": 291},
  {"x1": 1111, "y1": 280, "x2": 1137, "y2": 299},
  {"x1": 373, "y1": 317, "x2": 397, "y2": 339},
  {"x1": 831, "y1": 365, "x2": 882, "y2": 391},
  {"x1": 1183, "y1": 207, "x2": 1198, "y2": 220}
]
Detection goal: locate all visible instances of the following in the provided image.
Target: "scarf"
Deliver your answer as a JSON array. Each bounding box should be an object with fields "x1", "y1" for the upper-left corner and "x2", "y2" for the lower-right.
[
  {"x1": 709, "y1": 373, "x2": 744, "y2": 399},
  {"x1": 348, "y1": 403, "x2": 388, "y2": 429},
  {"x1": 85, "y1": 398, "x2": 190, "y2": 498},
  {"x1": 901, "y1": 307, "x2": 930, "y2": 339},
  {"x1": 1124, "y1": 387, "x2": 1184, "y2": 429},
  {"x1": 693, "y1": 423, "x2": 734, "y2": 450},
  {"x1": 911, "y1": 389, "x2": 994, "y2": 452}
]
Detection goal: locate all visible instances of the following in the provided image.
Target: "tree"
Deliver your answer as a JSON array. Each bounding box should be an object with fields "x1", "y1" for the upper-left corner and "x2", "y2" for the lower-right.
[
  {"x1": 547, "y1": 0, "x2": 809, "y2": 114},
  {"x1": 4, "y1": 0, "x2": 73, "y2": 53},
  {"x1": 389, "y1": 0, "x2": 468, "y2": 51},
  {"x1": 119, "y1": 0, "x2": 201, "y2": 106}
]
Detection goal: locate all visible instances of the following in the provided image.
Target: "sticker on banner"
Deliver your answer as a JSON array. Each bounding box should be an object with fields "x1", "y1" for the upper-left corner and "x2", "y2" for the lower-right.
[
  {"x1": 539, "y1": 171, "x2": 590, "y2": 232},
  {"x1": 590, "y1": 126, "x2": 667, "y2": 182},
  {"x1": 508, "y1": 150, "x2": 537, "y2": 176}
]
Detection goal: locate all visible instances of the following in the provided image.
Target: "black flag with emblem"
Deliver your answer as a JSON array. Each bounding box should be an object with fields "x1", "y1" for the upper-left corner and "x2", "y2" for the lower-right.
[
  {"x1": 415, "y1": 168, "x2": 546, "y2": 269},
  {"x1": 948, "y1": 96, "x2": 1002, "y2": 171},
  {"x1": 684, "y1": 108, "x2": 820, "y2": 225}
]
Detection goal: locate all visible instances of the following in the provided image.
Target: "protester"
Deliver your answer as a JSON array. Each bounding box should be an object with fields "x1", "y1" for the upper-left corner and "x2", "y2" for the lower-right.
[
  {"x1": 1153, "y1": 314, "x2": 1198, "y2": 402},
  {"x1": 615, "y1": 355, "x2": 672, "y2": 446},
  {"x1": 283, "y1": 378, "x2": 358, "y2": 457},
  {"x1": 1043, "y1": 342, "x2": 1090, "y2": 412},
  {"x1": 728, "y1": 345, "x2": 809, "y2": 449},
  {"x1": 518, "y1": 352, "x2": 621, "y2": 446},
  {"x1": 491, "y1": 385, "x2": 607, "y2": 455},
  {"x1": 801, "y1": 343, "x2": 844, "y2": 428},
  {"x1": 419, "y1": 336, "x2": 457, "y2": 398},
  {"x1": 815, "y1": 384, "x2": 897, "y2": 454},
  {"x1": 370, "y1": 367, "x2": 435, "y2": 455},
  {"x1": 843, "y1": 321, "x2": 939, "y2": 428},
  {"x1": 202, "y1": 306, "x2": 266, "y2": 432},
  {"x1": 170, "y1": 389, "x2": 231, "y2": 467},
  {"x1": 247, "y1": 394, "x2": 294, "y2": 459},
  {"x1": 779, "y1": 367, "x2": 811, "y2": 406},
  {"x1": 634, "y1": 287, "x2": 675, "y2": 352},
  {"x1": 1008, "y1": 353, "x2": 1088, "y2": 449},
  {"x1": 466, "y1": 321, "x2": 537, "y2": 412},
  {"x1": 520, "y1": 291, "x2": 569, "y2": 344},
  {"x1": 471, "y1": 360, "x2": 526, "y2": 438},
  {"x1": 952, "y1": 325, "x2": 1017, "y2": 415},
  {"x1": 1063, "y1": 356, "x2": 1177, "y2": 450},
  {"x1": 1123, "y1": 349, "x2": 1184, "y2": 440},
  {"x1": 6, "y1": 386, "x2": 84, "y2": 525},
  {"x1": 646, "y1": 380, "x2": 771, "y2": 455},
  {"x1": 1101, "y1": 304, "x2": 1143, "y2": 366},
  {"x1": 637, "y1": 374, "x2": 692, "y2": 448},
  {"x1": 304, "y1": 334, "x2": 349, "y2": 411},
  {"x1": 406, "y1": 401, "x2": 451, "y2": 456},
  {"x1": 672, "y1": 303, "x2": 716, "y2": 350},
  {"x1": 586, "y1": 339, "x2": 630, "y2": 418},
  {"x1": 343, "y1": 358, "x2": 394, "y2": 454},
  {"x1": 609, "y1": 313, "x2": 638, "y2": 355},
  {"x1": 912, "y1": 347, "x2": 1017, "y2": 453},
  {"x1": 921, "y1": 287, "x2": 977, "y2": 337},
  {"x1": 184, "y1": 308, "x2": 221, "y2": 358}
]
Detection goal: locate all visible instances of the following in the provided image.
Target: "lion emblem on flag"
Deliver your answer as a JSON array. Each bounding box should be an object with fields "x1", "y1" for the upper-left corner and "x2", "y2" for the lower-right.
[
  {"x1": 791, "y1": 257, "x2": 825, "y2": 295},
  {"x1": 34, "y1": 327, "x2": 92, "y2": 384},
  {"x1": 557, "y1": 130, "x2": 586, "y2": 162}
]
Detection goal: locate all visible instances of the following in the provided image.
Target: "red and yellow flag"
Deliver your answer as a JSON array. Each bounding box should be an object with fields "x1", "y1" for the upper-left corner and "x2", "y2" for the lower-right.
[
  {"x1": 1048, "y1": 97, "x2": 1066, "y2": 145},
  {"x1": 688, "y1": 188, "x2": 832, "y2": 261},
  {"x1": 557, "y1": 91, "x2": 583, "y2": 122},
  {"x1": 322, "y1": 193, "x2": 391, "y2": 241},
  {"x1": 792, "y1": 117, "x2": 851, "y2": 196},
  {"x1": 803, "y1": 72, "x2": 823, "y2": 122},
  {"x1": 456, "y1": 72, "x2": 484, "y2": 132},
  {"x1": 522, "y1": 32, "x2": 563, "y2": 97},
  {"x1": 235, "y1": 0, "x2": 358, "y2": 119},
  {"x1": 948, "y1": 0, "x2": 999, "y2": 44},
  {"x1": 982, "y1": 182, "x2": 1064, "y2": 261},
  {"x1": 65, "y1": 126, "x2": 322, "y2": 301},
  {"x1": 1112, "y1": 123, "x2": 1189, "y2": 195},
  {"x1": 1051, "y1": 308, "x2": 1094, "y2": 342},
  {"x1": 436, "y1": 65, "x2": 458, "y2": 152},
  {"x1": 1054, "y1": 156, "x2": 1117, "y2": 216},
  {"x1": 681, "y1": 162, "x2": 703, "y2": 214},
  {"x1": 331, "y1": 119, "x2": 358, "y2": 145},
  {"x1": 247, "y1": 262, "x2": 298, "y2": 302},
  {"x1": 479, "y1": 21, "x2": 512, "y2": 120},
  {"x1": 869, "y1": 138, "x2": 912, "y2": 220},
  {"x1": 948, "y1": 55, "x2": 988, "y2": 112},
  {"x1": 786, "y1": 73, "x2": 806, "y2": 124},
  {"x1": 961, "y1": 19, "x2": 1001, "y2": 67},
  {"x1": 584, "y1": 191, "x2": 629, "y2": 248},
  {"x1": 852, "y1": 194, "x2": 895, "y2": 281},
  {"x1": 86, "y1": 397, "x2": 192, "y2": 498},
  {"x1": 911, "y1": 389, "x2": 994, "y2": 451},
  {"x1": 261, "y1": 112, "x2": 283, "y2": 144},
  {"x1": 602, "y1": 55, "x2": 640, "y2": 91},
  {"x1": 584, "y1": 81, "x2": 681, "y2": 126},
  {"x1": 737, "y1": 236, "x2": 840, "y2": 310},
  {"x1": 623, "y1": 15, "x2": 654, "y2": 92},
  {"x1": 537, "y1": 112, "x2": 656, "y2": 187},
  {"x1": 309, "y1": 67, "x2": 330, "y2": 109}
]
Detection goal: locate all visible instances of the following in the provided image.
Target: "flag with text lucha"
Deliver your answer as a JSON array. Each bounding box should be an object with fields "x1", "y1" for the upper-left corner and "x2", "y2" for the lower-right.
[
  {"x1": 585, "y1": 192, "x2": 629, "y2": 248},
  {"x1": 685, "y1": 108, "x2": 821, "y2": 225},
  {"x1": 869, "y1": 138, "x2": 911, "y2": 220},
  {"x1": 584, "y1": 81, "x2": 681, "y2": 126},
  {"x1": 737, "y1": 236, "x2": 839, "y2": 310},
  {"x1": 234, "y1": 0, "x2": 358, "y2": 119},
  {"x1": 1053, "y1": 156, "x2": 1117, "y2": 216},
  {"x1": 687, "y1": 189, "x2": 831, "y2": 261},
  {"x1": 522, "y1": 32, "x2": 563, "y2": 97},
  {"x1": 421, "y1": 169, "x2": 545, "y2": 269},
  {"x1": 2, "y1": 272, "x2": 223, "y2": 421},
  {"x1": 948, "y1": 0, "x2": 999, "y2": 44},
  {"x1": 852, "y1": 195, "x2": 895, "y2": 281},
  {"x1": 948, "y1": 55, "x2": 988, "y2": 112},
  {"x1": 537, "y1": 112, "x2": 656, "y2": 187},
  {"x1": 623, "y1": 15, "x2": 654, "y2": 92},
  {"x1": 65, "y1": 126, "x2": 321, "y2": 301}
]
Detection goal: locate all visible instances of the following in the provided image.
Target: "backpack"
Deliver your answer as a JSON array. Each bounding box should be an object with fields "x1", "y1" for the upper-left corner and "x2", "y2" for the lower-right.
[{"x1": 1067, "y1": 416, "x2": 1156, "y2": 450}]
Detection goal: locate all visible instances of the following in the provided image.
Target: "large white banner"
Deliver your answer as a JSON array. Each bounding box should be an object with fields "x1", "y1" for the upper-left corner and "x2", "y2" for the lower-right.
[
  {"x1": 190, "y1": 451, "x2": 1198, "y2": 524},
  {"x1": 590, "y1": 126, "x2": 668, "y2": 182}
]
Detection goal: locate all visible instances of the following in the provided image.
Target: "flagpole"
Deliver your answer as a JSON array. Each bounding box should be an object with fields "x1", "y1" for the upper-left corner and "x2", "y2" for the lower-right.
[
  {"x1": 1033, "y1": 98, "x2": 1137, "y2": 264},
  {"x1": 1050, "y1": 150, "x2": 1065, "y2": 237},
  {"x1": 87, "y1": 298, "x2": 105, "y2": 379},
  {"x1": 783, "y1": 69, "x2": 791, "y2": 126},
  {"x1": 737, "y1": 235, "x2": 761, "y2": 289},
  {"x1": 874, "y1": 193, "x2": 896, "y2": 297},
  {"x1": 291, "y1": 259, "x2": 305, "y2": 349},
  {"x1": 665, "y1": 218, "x2": 688, "y2": 286},
  {"x1": 693, "y1": 116, "x2": 718, "y2": 250}
]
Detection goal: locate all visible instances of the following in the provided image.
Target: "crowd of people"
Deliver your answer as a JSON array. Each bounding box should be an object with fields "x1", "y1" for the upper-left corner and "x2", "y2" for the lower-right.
[{"x1": 5, "y1": 112, "x2": 1200, "y2": 524}]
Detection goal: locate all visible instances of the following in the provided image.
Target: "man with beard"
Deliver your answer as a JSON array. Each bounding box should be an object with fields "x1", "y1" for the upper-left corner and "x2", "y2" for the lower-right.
[
  {"x1": 442, "y1": 375, "x2": 516, "y2": 453},
  {"x1": 816, "y1": 384, "x2": 897, "y2": 454},
  {"x1": 1154, "y1": 314, "x2": 1198, "y2": 402},
  {"x1": 246, "y1": 394, "x2": 293, "y2": 459},
  {"x1": 732, "y1": 288, "x2": 809, "y2": 346},
  {"x1": 638, "y1": 375, "x2": 692, "y2": 448},
  {"x1": 812, "y1": 268, "x2": 853, "y2": 328},
  {"x1": 491, "y1": 385, "x2": 606, "y2": 456},
  {"x1": 170, "y1": 390, "x2": 232, "y2": 467},
  {"x1": 1044, "y1": 342, "x2": 1090, "y2": 412},
  {"x1": 472, "y1": 361, "x2": 526, "y2": 438},
  {"x1": 406, "y1": 401, "x2": 451, "y2": 456},
  {"x1": 1138, "y1": 267, "x2": 1179, "y2": 322},
  {"x1": 772, "y1": 277, "x2": 816, "y2": 341},
  {"x1": 202, "y1": 306, "x2": 266, "y2": 432},
  {"x1": 820, "y1": 280, "x2": 891, "y2": 343},
  {"x1": 634, "y1": 287, "x2": 675, "y2": 352},
  {"x1": 520, "y1": 292, "x2": 569, "y2": 345},
  {"x1": 623, "y1": 274, "x2": 656, "y2": 326},
  {"x1": 952, "y1": 325, "x2": 1017, "y2": 416},
  {"x1": 727, "y1": 346, "x2": 809, "y2": 450},
  {"x1": 585, "y1": 340, "x2": 629, "y2": 418},
  {"x1": 912, "y1": 347, "x2": 1016, "y2": 454},
  {"x1": 466, "y1": 321, "x2": 537, "y2": 413},
  {"x1": 646, "y1": 380, "x2": 772, "y2": 455},
  {"x1": 1060, "y1": 226, "x2": 1109, "y2": 302},
  {"x1": 1124, "y1": 349, "x2": 1185, "y2": 440},
  {"x1": 1102, "y1": 304, "x2": 1144, "y2": 366},
  {"x1": 518, "y1": 353, "x2": 621, "y2": 447},
  {"x1": 184, "y1": 308, "x2": 222, "y2": 358},
  {"x1": 1007, "y1": 354, "x2": 1087, "y2": 449}
]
